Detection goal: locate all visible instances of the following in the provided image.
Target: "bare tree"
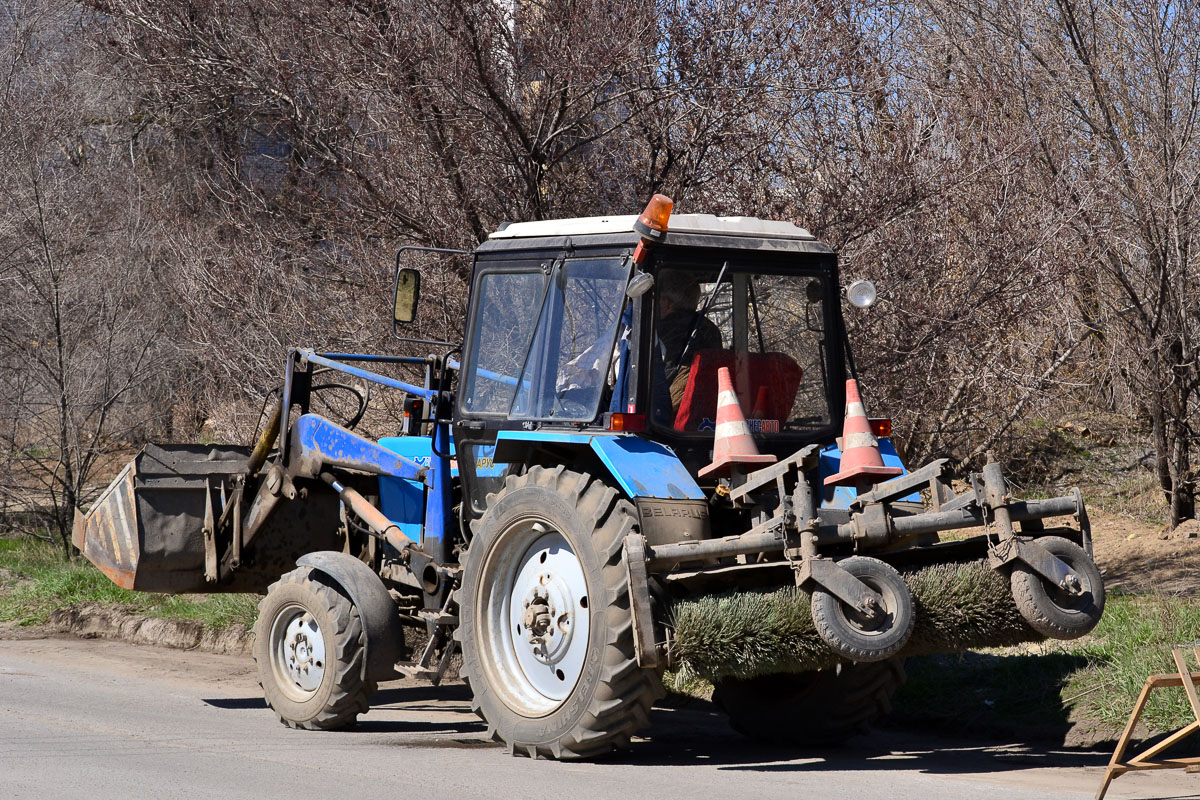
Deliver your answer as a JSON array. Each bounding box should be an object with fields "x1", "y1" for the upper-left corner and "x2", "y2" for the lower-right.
[
  {"x1": 1, "y1": 0, "x2": 1189, "y2": 536},
  {"x1": 924, "y1": 0, "x2": 1200, "y2": 524},
  {"x1": 0, "y1": 0, "x2": 174, "y2": 551}
]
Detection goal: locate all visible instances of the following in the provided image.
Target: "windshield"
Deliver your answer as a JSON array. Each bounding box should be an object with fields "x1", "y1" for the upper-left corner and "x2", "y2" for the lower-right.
[
  {"x1": 509, "y1": 256, "x2": 630, "y2": 421},
  {"x1": 652, "y1": 266, "x2": 831, "y2": 435}
]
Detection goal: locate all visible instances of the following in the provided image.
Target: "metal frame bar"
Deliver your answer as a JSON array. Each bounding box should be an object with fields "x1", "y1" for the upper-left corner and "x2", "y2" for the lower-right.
[
  {"x1": 642, "y1": 494, "x2": 1082, "y2": 571},
  {"x1": 317, "y1": 352, "x2": 431, "y2": 365},
  {"x1": 851, "y1": 459, "x2": 952, "y2": 508},
  {"x1": 297, "y1": 348, "x2": 454, "y2": 563},
  {"x1": 255, "y1": 348, "x2": 456, "y2": 569},
  {"x1": 299, "y1": 349, "x2": 439, "y2": 401}
]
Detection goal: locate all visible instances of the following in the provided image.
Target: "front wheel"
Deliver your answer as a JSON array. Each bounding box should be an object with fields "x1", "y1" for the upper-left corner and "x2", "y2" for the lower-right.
[
  {"x1": 458, "y1": 466, "x2": 662, "y2": 759},
  {"x1": 252, "y1": 566, "x2": 375, "y2": 730},
  {"x1": 1010, "y1": 536, "x2": 1105, "y2": 639}
]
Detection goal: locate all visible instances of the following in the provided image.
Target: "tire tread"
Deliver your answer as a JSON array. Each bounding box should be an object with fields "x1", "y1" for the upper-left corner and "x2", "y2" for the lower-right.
[
  {"x1": 1010, "y1": 536, "x2": 1104, "y2": 640},
  {"x1": 459, "y1": 466, "x2": 663, "y2": 760},
  {"x1": 252, "y1": 566, "x2": 376, "y2": 731}
]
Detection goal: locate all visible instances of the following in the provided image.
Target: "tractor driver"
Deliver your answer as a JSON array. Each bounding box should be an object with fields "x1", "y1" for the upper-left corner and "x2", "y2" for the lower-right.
[{"x1": 657, "y1": 274, "x2": 723, "y2": 412}]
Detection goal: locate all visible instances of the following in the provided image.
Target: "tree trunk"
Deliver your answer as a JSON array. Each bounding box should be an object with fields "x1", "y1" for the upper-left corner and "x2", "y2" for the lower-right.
[
  {"x1": 1150, "y1": 399, "x2": 1174, "y2": 512},
  {"x1": 1169, "y1": 398, "x2": 1195, "y2": 527},
  {"x1": 1152, "y1": 387, "x2": 1196, "y2": 529}
]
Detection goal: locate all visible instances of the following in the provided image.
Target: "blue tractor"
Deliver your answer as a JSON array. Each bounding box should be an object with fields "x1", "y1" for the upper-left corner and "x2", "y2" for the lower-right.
[{"x1": 76, "y1": 196, "x2": 1104, "y2": 758}]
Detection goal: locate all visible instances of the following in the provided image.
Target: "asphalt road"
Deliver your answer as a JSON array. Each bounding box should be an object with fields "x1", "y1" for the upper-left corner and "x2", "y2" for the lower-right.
[{"x1": 1, "y1": 633, "x2": 1196, "y2": 800}]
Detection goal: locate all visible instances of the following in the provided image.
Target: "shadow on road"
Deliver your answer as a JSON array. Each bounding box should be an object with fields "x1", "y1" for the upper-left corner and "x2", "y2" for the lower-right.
[
  {"x1": 202, "y1": 678, "x2": 1197, "y2": 789},
  {"x1": 203, "y1": 696, "x2": 267, "y2": 709},
  {"x1": 351, "y1": 718, "x2": 487, "y2": 735},
  {"x1": 610, "y1": 697, "x2": 1120, "y2": 777}
]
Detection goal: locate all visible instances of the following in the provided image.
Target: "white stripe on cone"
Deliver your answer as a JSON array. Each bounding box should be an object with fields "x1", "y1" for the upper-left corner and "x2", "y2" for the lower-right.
[
  {"x1": 715, "y1": 420, "x2": 753, "y2": 440},
  {"x1": 843, "y1": 431, "x2": 878, "y2": 450}
]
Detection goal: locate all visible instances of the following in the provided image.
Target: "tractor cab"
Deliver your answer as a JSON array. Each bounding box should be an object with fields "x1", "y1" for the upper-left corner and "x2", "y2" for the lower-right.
[{"x1": 452, "y1": 204, "x2": 850, "y2": 523}]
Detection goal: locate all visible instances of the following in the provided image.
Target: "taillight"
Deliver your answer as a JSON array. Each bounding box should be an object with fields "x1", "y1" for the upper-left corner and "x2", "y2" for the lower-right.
[
  {"x1": 869, "y1": 418, "x2": 892, "y2": 438},
  {"x1": 608, "y1": 413, "x2": 646, "y2": 432},
  {"x1": 402, "y1": 397, "x2": 424, "y2": 436}
]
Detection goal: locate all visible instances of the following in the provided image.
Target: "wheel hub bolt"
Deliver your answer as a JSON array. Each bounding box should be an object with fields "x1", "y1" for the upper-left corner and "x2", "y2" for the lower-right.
[
  {"x1": 523, "y1": 591, "x2": 553, "y2": 637},
  {"x1": 1060, "y1": 573, "x2": 1083, "y2": 596}
]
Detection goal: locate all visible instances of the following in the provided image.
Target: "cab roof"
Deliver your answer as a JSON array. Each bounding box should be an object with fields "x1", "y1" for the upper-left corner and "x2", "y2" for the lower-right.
[{"x1": 489, "y1": 214, "x2": 815, "y2": 241}]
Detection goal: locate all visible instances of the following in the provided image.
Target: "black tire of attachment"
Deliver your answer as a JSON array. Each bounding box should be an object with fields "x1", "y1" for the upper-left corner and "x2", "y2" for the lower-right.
[
  {"x1": 713, "y1": 658, "x2": 907, "y2": 745},
  {"x1": 810, "y1": 556, "x2": 915, "y2": 662},
  {"x1": 253, "y1": 566, "x2": 376, "y2": 730},
  {"x1": 1010, "y1": 535, "x2": 1105, "y2": 640},
  {"x1": 457, "y1": 466, "x2": 663, "y2": 760}
]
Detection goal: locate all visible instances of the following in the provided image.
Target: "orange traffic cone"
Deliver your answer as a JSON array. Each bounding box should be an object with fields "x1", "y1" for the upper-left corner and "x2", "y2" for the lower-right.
[
  {"x1": 699, "y1": 367, "x2": 777, "y2": 478},
  {"x1": 750, "y1": 385, "x2": 770, "y2": 419},
  {"x1": 824, "y1": 379, "x2": 902, "y2": 487}
]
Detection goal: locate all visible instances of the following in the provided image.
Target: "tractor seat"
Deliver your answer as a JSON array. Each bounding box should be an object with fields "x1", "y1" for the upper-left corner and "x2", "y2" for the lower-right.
[{"x1": 673, "y1": 350, "x2": 802, "y2": 432}]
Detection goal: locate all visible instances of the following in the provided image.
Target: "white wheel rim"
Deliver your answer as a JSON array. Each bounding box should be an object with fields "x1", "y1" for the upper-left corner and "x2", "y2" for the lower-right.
[
  {"x1": 477, "y1": 520, "x2": 591, "y2": 717},
  {"x1": 269, "y1": 603, "x2": 327, "y2": 701}
]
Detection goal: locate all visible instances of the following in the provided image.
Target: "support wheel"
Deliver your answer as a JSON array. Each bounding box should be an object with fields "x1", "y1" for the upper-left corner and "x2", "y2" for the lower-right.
[
  {"x1": 713, "y1": 658, "x2": 906, "y2": 745},
  {"x1": 253, "y1": 566, "x2": 375, "y2": 730},
  {"x1": 811, "y1": 556, "x2": 914, "y2": 662},
  {"x1": 458, "y1": 466, "x2": 663, "y2": 759},
  {"x1": 1011, "y1": 536, "x2": 1105, "y2": 639}
]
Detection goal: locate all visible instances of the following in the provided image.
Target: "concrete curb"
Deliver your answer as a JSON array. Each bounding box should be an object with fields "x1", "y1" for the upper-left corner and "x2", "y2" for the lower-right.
[{"x1": 46, "y1": 602, "x2": 254, "y2": 656}]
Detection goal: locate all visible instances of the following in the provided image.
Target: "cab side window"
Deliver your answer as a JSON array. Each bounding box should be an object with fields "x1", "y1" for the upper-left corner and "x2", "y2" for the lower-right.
[{"x1": 461, "y1": 270, "x2": 545, "y2": 415}]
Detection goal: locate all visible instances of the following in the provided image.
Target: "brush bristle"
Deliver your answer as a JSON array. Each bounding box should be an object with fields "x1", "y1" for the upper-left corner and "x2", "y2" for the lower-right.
[{"x1": 669, "y1": 560, "x2": 1040, "y2": 681}]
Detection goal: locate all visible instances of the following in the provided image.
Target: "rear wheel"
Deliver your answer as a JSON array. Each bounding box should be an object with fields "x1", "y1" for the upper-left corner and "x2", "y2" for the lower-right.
[
  {"x1": 713, "y1": 659, "x2": 906, "y2": 745},
  {"x1": 253, "y1": 566, "x2": 375, "y2": 730},
  {"x1": 1010, "y1": 536, "x2": 1105, "y2": 639},
  {"x1": 459, "y1": 466, "x2": 662, "y2": 759}
]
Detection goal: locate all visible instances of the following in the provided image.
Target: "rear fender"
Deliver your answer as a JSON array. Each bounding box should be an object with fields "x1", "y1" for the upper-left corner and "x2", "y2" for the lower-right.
[{"x1": 296, "y1": 551, "x2": 404, "y2": 681}]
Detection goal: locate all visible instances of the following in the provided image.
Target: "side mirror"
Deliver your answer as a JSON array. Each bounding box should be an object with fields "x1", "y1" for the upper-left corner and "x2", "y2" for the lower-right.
[
  {"x1": 846, "y1": 279, "x2": 877, "y2": 309},
  {"x1": 393, "y1": 268, "x2": 421, "y2": 325},
  {"x1": 805, "y1": 279, "x2": 822, "y2": 304},
  {"x1": 626, "y1": 271, "x2": 654, "y2": 298}
]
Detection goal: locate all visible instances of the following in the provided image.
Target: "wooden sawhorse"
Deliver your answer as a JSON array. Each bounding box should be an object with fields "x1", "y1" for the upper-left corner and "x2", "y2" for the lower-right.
[{"x1": 1096, "y1": 643, "x2": 1200, "y2": 799}]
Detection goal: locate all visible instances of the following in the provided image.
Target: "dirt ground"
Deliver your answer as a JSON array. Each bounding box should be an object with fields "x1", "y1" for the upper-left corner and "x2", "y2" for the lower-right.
[{"x1": 1089, "y1": 512, "x2": 1200, "y2": 597}]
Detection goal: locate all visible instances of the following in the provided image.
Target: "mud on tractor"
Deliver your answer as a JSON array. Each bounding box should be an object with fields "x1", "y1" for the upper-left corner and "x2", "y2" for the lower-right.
[{"x1": 75, "y1": 196, "x2": 1104, "y2": 758}]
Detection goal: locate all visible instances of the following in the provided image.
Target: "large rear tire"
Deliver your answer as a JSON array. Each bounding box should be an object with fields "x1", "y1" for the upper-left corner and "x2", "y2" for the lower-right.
[
  {"x1": 253, "y1": 566, "x2": 376, "y2": 730},
  {"x1": 458, "y1": 466, "x2": 662, "y2": 759},
  {"x1": 713, "y1": 659, "x2": 906, "y2": 745}
]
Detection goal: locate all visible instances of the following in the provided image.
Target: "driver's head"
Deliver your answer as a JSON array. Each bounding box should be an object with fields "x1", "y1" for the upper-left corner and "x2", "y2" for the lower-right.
[{"x1": 659, "y1": 276, "x2": 702, "y2": 318}]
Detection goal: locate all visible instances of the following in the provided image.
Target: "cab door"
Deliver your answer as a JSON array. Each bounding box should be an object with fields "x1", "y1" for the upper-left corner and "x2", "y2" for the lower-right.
[{"x1": 453, "y1": 260, "x2": 549, "y2": 530}]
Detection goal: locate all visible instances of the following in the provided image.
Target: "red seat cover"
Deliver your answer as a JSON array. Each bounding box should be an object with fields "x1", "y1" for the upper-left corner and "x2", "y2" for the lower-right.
[{"x1": 673, "y1": 350, "x2": 802, "y2": 432}]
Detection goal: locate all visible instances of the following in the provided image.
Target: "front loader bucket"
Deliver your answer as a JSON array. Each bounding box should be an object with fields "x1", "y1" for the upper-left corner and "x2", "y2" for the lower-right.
[{"x1": 73, "y1": 444, "x2": 251, "y2": 592}]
